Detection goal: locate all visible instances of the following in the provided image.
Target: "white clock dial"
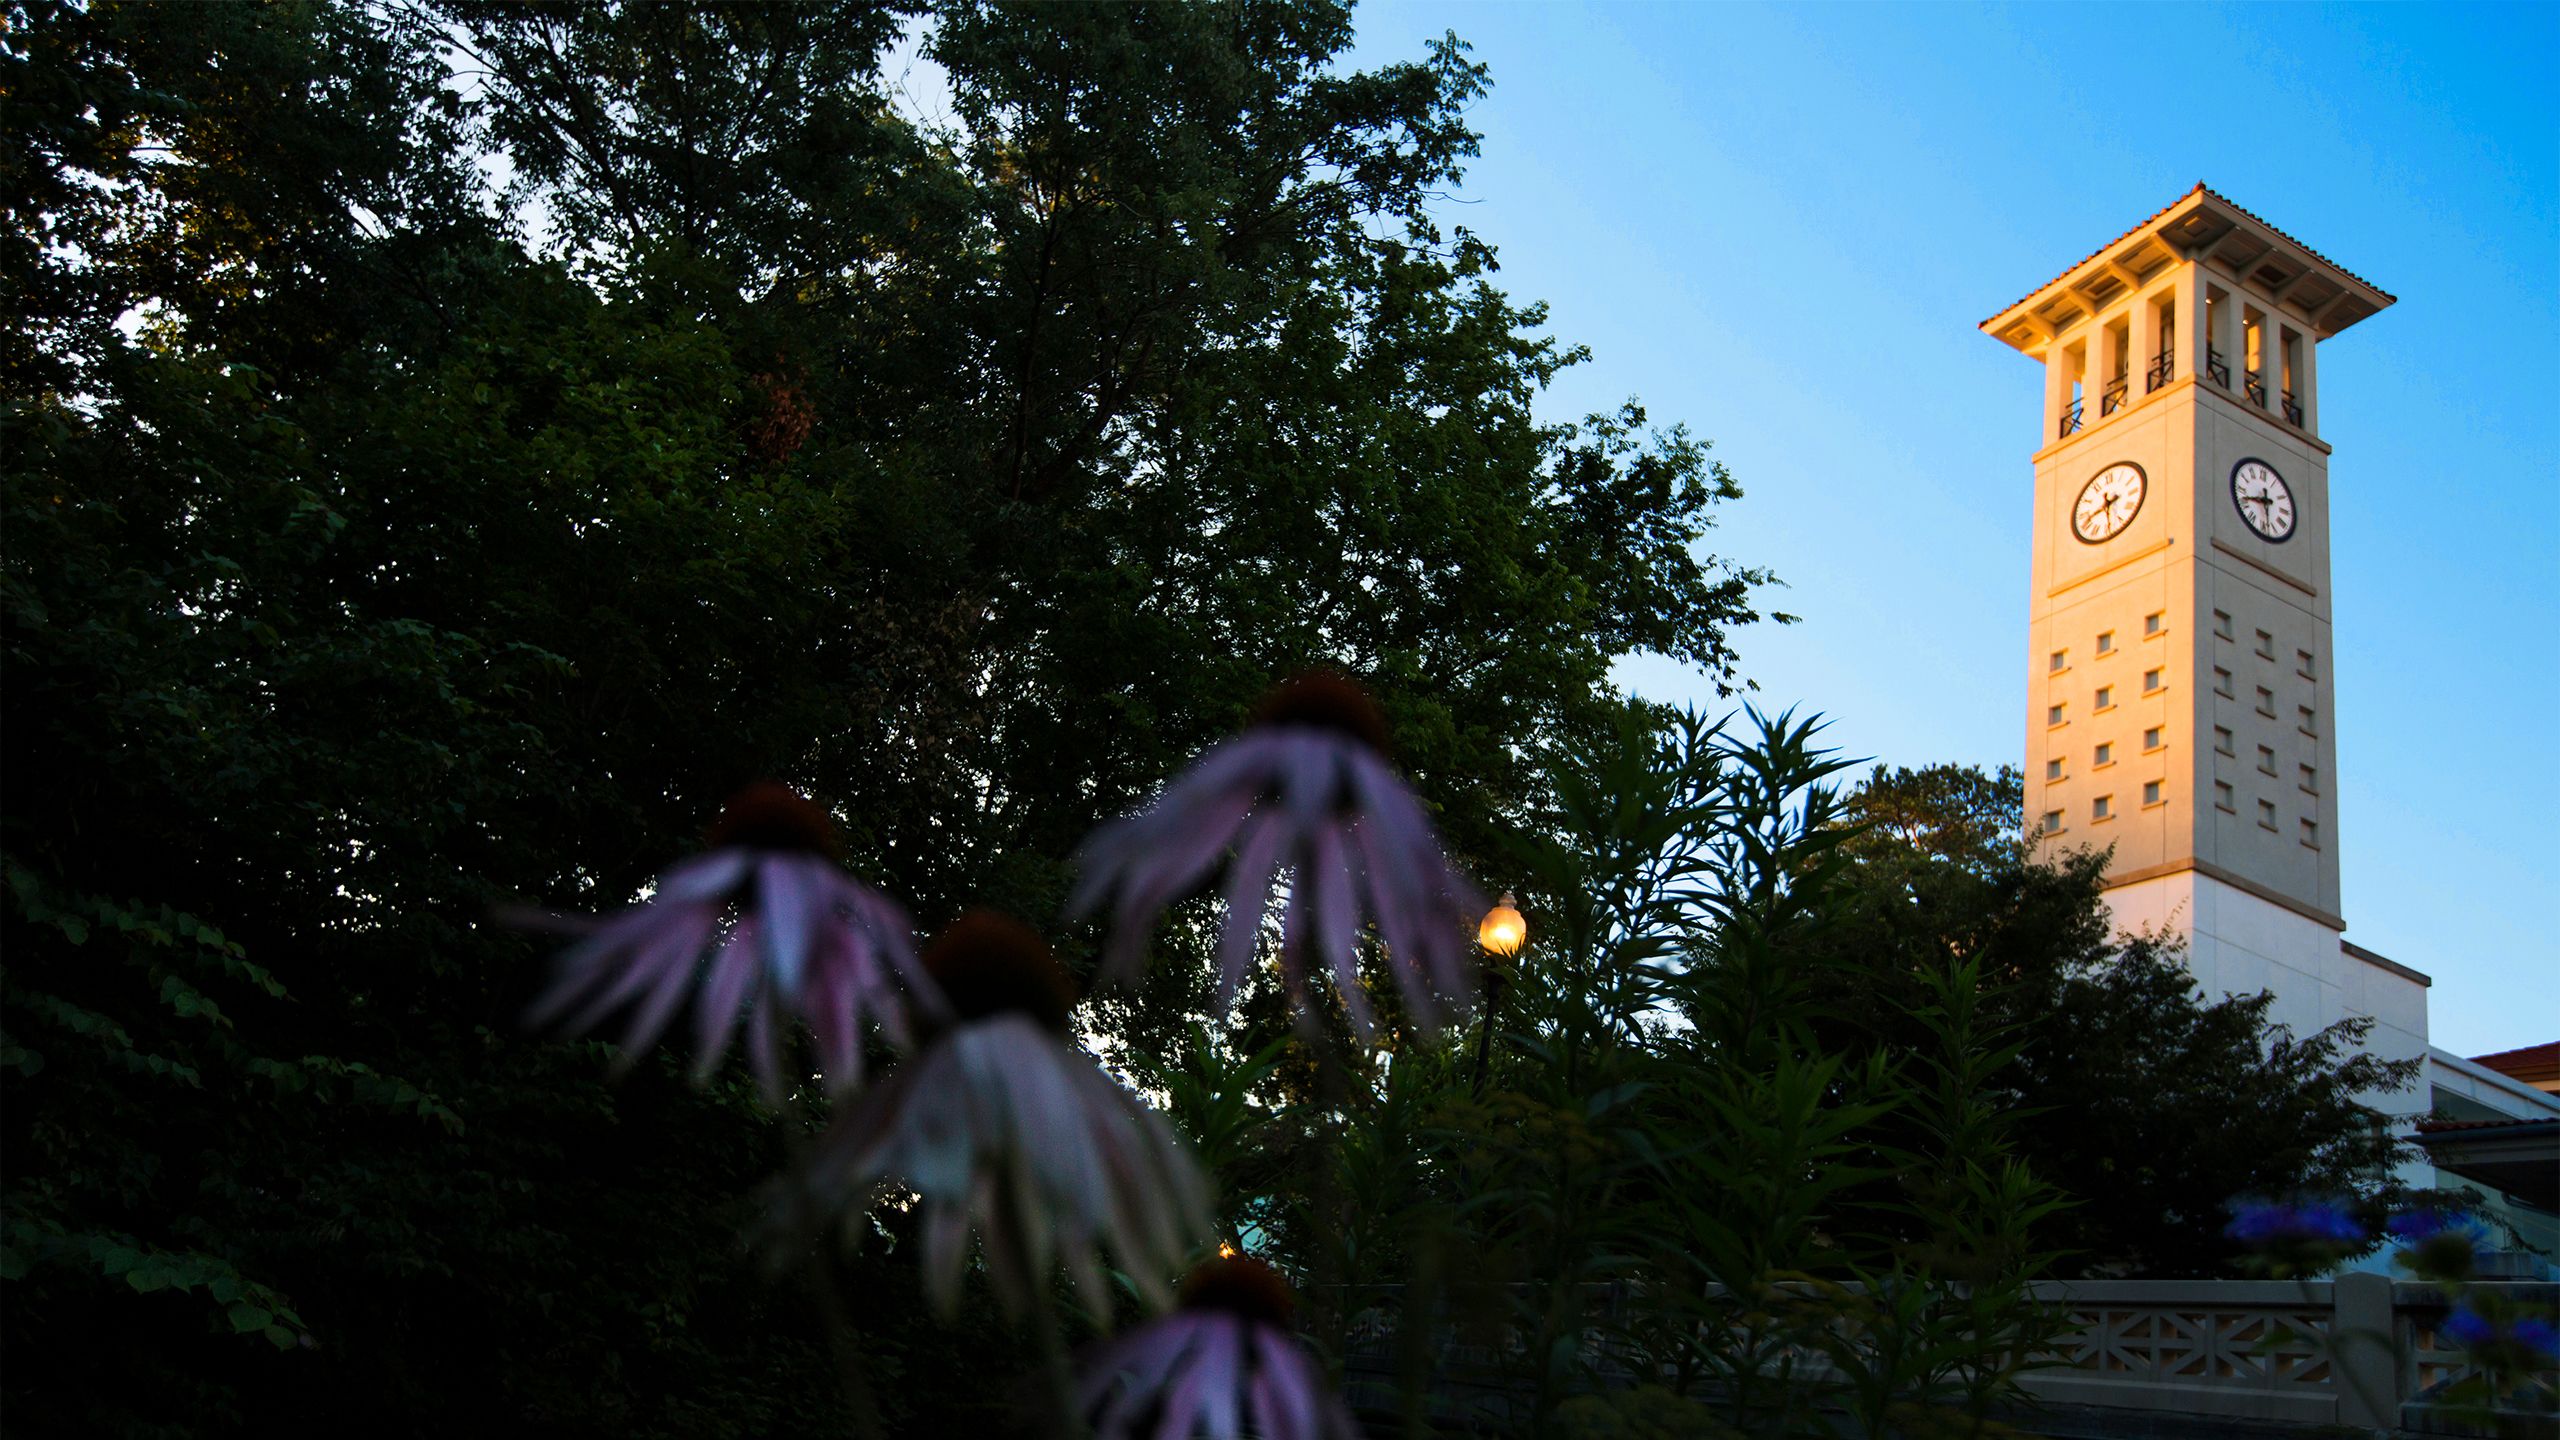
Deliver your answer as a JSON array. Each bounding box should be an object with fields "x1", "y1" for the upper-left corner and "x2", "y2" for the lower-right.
[
  {"x1": 2231, "y1": 458, "x2": 2296, "y2": 542},
  {"x1": 2072, "y1": 462, "x2": 2147, "y2": 544}
]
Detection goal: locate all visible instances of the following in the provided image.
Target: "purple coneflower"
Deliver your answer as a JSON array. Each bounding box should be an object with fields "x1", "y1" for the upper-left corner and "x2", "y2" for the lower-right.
[
  {"x1": 526, "y1": 782, "x2": 933, "y2": 1098},
  {"x1": 1078, "y1": 1255, "x2": 1360, "y2": 1440},
  {"x1": 1071, "y1": 672, "x2": 1481, "y2": 1036},
  {"x1": 801, "y1": 912, "x2": 1209, "y2": 1323}
]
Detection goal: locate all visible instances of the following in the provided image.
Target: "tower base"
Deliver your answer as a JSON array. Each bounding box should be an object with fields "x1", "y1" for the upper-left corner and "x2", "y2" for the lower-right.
[{"x1": 2099, "y1": 869, "x2": 2430, "y2": 1124}]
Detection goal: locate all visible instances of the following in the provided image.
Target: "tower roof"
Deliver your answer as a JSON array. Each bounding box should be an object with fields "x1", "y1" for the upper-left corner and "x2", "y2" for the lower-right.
[{"x1": 1981, "y1": 184, "x2": 2395, "y2": 358}]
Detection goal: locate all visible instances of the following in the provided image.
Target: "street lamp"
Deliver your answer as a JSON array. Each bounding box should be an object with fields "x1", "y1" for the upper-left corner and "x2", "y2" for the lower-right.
[
  {"x1": 1477, "y1": 892, "x2": 1526, "y2": 959},
  {"x1": 1472, "y1": 893, "x2": 1525, "y2": 1095}
]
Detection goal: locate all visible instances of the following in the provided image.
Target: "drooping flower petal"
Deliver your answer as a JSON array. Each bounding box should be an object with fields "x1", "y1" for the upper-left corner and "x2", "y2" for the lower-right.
[
  {"x1": 522, "y1": 788, "x2": 933, "y2": 1099},
  {"x1": 803, "y1": 1014, "x2": 1211, "y2": 1324},
  {"x1": 1076, "y1": 1257, "x2": 1361, "y2": 1440},
  {"x1": 1072, "y1": 674, "x2": 1483, "y2": 1037}
]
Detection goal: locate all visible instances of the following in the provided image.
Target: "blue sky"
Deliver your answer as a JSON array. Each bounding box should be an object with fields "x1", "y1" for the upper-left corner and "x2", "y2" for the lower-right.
[{"x1": 1348, "y1": 1, "x2": 2558, "y2": 1057}]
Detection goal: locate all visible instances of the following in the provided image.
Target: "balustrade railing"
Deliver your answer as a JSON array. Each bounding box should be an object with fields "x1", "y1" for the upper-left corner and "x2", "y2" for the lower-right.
[
  {"x1": 2207, "y1": 346, "x2": 2231, "y2": 389},
  {"x1": 1336, "y1": 1277, "x2": 2559, "y2": 1437},
  {"x1": 2283, "y1": 389, "x2": 2304, "y2": 426},
  {"x1": 2100, "y1": 377, "x2": 2129, "y2": 416},
  {"x1": 2059, "y1": 398, "x2": 2084, "y2": 438},
  {"x1": 2146, "y1": 350, "x2": 2173, "y2": 392},
  {"x1": 2246, "y1": 370, "x2": 2269, "y2": 407}
]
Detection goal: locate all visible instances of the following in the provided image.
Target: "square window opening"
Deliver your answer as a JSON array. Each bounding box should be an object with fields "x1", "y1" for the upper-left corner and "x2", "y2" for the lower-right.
[{"x1": 2142, "y1": 780, "x2": 2162, "y2": 806}]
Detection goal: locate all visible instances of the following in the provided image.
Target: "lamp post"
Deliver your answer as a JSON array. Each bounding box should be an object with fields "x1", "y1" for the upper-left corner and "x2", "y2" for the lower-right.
[{"x1": 1472, "y1": 892, "x2": 1525, "y2": 1096}]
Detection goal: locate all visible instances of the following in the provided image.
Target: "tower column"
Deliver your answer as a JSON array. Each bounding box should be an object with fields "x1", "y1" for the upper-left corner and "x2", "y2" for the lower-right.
[
  {"x1": 2173, "y1": 265, "x2": 2204, "y2": 381},
  {"x1": 2210, "y1": 282, "x2": 2243, "y2": 391},
  {"x1": 2130, "y1": 287, "x2": 2160, "y2": 395},
  {"x1": 2044, "y1": 340, "x2": 2072, "y2": 438},
  {"x1": 2297, "y1": 330, "x2": 2319, "y2": 435},
  {"x1": 2081, "y1": 326, "x2": 2106, "y2": 418}
]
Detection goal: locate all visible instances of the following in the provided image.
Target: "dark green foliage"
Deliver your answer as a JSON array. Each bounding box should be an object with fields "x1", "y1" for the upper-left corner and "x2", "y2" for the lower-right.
[
  {"x1": 1810, "y1": 763, "x2": 2422, "y2": 1277},
  {"x1": 3, "y1": 1, "x2": 1775, "y2": 1433},
  {"x1": 1191, "y1": 735, "x2": 2423, "y2": 1434},
  {"x1": 1185, "y1": 712, "x2": 2073, "y2": 1437}
]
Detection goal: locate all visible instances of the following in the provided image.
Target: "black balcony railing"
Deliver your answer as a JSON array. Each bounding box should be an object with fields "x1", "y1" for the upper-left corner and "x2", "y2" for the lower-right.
[
  {"x1": 2100, "y1": 377, "x2": 2128, "y2": 416},
  {"x1": 2206, "y1": 347, "x2": 2230, "y2": 389},
  {"x1": 2059, "y1": 399, "x2": 2084, "y2": 438},
  {"x1": 2245, "y1": 370, "x2": 2268, "y2": 408},
  {"x1": 2282, "y1": 390, "x2": 2303, "y2": 426},
  {"x1": 2146, "y1": 351, "x2": 2173, "y2": 392}
]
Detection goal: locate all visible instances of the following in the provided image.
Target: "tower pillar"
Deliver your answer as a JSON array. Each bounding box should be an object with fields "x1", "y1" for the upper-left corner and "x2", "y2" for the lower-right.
[
  {"x1": 2296, "y1": 319, "x2": 2320, "y2": 434},
  {"x1": 2172, "y1": 264, "x2": 2204, "y2": 380},
  {"x1": 2211, "y1": 281, "x2": 2243, "y2": 389}
]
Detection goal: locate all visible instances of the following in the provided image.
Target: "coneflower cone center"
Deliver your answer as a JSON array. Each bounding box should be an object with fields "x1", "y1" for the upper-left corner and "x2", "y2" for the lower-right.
[
  {"x1": 1179, "y1": 1255, "x2": 1295, "y2": 1328},
  {"x1": 923, "y1": 911, "x2": 1075, "y2": 1032},
  {"x1": 1248, "y1": 671, "x2": 1389, "y2": 755},
  {"x1": 705, "y1": 782, "x2": 840, "y2": 858}
]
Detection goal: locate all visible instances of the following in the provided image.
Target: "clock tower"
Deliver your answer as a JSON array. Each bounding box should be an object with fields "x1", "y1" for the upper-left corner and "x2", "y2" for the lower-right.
[{"x1": 1980, "y1": 185, "x2": 2430, "y2": 1104}]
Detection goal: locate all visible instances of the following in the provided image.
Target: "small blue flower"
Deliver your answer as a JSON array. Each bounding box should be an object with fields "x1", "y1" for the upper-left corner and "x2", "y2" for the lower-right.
[
  {"x1": 2439, "y1": 1303, "x2": 2560, "y2": 1369},
  {"x1": 2443, "y1": 1304, "x2": 2497, "y2": 1349},
  {"x1": 2386, "y1": 1208, "x2": 2491, "y2": 1248},
  {"x1": 2226, "y1": 1198, "x2": 2365, "y2": 1246}
]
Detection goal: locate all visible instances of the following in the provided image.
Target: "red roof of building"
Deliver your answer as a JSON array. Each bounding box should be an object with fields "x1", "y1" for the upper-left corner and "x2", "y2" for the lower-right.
[
  {"x1": 2416, "y1": 1115, "x2": 2559, "y2": 1134},
  {"x1": 2470, "y1": 1042, "x2": 2560, "y2": 1085}
]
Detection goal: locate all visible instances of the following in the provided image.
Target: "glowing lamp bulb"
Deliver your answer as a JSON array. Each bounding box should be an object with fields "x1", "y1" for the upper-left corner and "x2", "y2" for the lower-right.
[{"x1": 1477, "y1": 893, "x2": 1526, "y2": 958}]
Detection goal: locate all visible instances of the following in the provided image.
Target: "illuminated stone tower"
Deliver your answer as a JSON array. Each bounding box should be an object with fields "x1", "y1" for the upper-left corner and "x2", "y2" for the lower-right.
[{"x1": 1979, "y1": 185, "x2": 2428, "y2": 1097}]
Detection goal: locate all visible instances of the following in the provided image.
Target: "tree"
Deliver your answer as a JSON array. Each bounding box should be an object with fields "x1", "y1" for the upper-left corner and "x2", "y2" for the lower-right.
[
  {"x1": 1806, "y1": 762, "x2": 2420, "y2": 1276},
  {"x1": 2, "y1": 2, "x2": 1782, "y2": 1432}
]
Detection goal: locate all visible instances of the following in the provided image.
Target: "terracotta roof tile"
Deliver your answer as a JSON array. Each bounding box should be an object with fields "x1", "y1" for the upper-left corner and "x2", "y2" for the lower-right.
[
  {"x1": 2470, "y1": 1041, "x2": 2560, "y2": 1082},
  {"x1": 1981, "y1": 183, "x2": 2206, "y2": 330},
  {"x1": 1980, "y1": 183, "x2": 2394, "y2": 331},
  {"x1": 2200, "y1": 184, "x2": 2395, "y2": 303},
  {"x1": 2417, "y1": 1115, "x2": 2560, "y2": 1134}
]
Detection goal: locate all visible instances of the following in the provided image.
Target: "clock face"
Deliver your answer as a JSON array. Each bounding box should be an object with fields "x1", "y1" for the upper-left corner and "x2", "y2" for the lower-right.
[
  {"x1": 2231, "y1": 458, "x2": 2296, "y2": 542},
  {"x1": 2072, "y1": 462, "x2": 2146, "y2": 544}
]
